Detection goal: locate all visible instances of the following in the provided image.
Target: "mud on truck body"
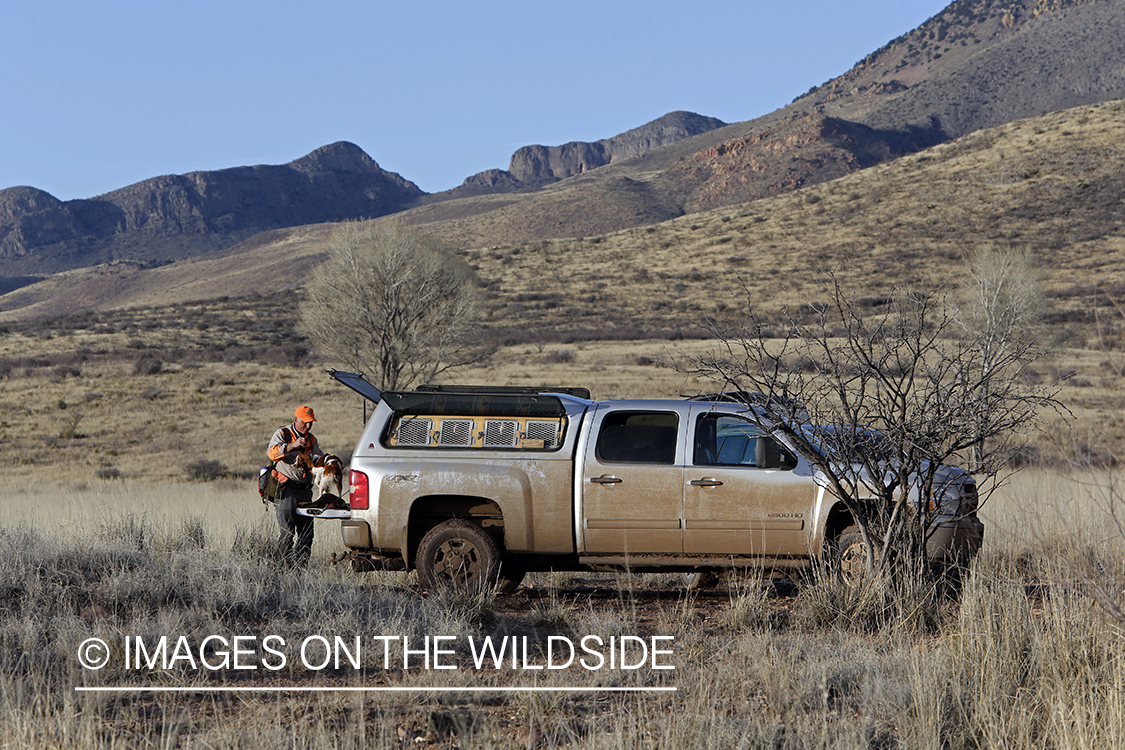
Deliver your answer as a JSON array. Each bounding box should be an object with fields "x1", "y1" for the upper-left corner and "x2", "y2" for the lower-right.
[{"x1": 328, "y1": 371, "x2": 984, "y2": 593}]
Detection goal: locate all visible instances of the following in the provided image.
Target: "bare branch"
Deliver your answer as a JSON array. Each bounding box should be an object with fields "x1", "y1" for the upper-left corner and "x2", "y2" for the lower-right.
[{"x1": 682, "y1": 267, "x2": 1062, "y2": 585}]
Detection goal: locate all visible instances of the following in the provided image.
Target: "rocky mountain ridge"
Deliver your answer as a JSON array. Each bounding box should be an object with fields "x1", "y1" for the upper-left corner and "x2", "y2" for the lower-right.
[
  {"x1": 505, "y1": 111, "x2": 727, "y2": 185},
  {"x1": 4, "y1": 0, "x2": 1125, "y2": 317},
  {"x1": 0, "y1": 114, "x2": 727, "y2": 281},
  {"x1": 0, "y1": 142, "x2": 423, "y2": 276}
]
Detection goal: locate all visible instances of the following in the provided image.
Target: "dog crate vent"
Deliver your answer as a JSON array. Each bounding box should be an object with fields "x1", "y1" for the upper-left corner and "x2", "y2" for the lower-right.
[
  {"x1": 396, "y1": 418, "x2": 433, "y2": 446},
  {"x1": 483, "y1": 419, "x2": 519, "y2": 448},
  {"x1": 437, "y1": 419, "x2": 475, "y2": 446},
  {"x1": 525, "y1": 420, "x2": 560, "y2": 448}
]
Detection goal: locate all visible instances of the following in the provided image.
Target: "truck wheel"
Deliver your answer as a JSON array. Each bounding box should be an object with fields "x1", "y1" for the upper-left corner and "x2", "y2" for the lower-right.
[
  {"x1": 680, "y1": 571, "x2": 719, "y2": 590},
  {"x1": 417, "y1": 519, "x2": 501, "y2": 595},
  {"x1": 835, "y1": 525, "x2": 880, "y2": 586},
  {"x1": 496, "y1": 563, "x2": 526, "y2": 594}
]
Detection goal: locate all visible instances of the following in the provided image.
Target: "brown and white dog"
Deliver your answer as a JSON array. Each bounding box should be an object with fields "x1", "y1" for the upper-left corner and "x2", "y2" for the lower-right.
[
  {"x1": 312, "y1": 455, "x2": 345, "y2": 505},
  {"x1": 295, "y1": 454, "x2": 348, "y2": 510}
]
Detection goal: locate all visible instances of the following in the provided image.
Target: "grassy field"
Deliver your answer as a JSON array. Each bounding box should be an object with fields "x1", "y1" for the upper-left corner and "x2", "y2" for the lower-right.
[
  {"x1": 2, "y1": 468, "x2": 1124, "y2": 748},
  {"x1": 3, "y1": 264, "x2": 1121, "y2": 749},
  {"x1": 4, "y1": 318, "x2": 1124, "y2": 748},
  {"x1": 0, "y1": 313, "x2": 1116, "y2": 488},
  {"x1": 3, "y1": 296, "x2": 1120, "y2": 749}
]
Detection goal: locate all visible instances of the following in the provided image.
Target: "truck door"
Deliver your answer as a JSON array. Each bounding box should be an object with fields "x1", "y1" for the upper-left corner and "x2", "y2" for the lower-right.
[
  {"x1": 580, "y1": 406, "x2": 685, "y2": 554},
  {"x1": 683, "y1": 407, "x2": 813, "y2": 556}
]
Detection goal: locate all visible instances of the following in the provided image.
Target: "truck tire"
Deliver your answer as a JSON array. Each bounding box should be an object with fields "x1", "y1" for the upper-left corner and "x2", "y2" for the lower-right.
[
  {"x1": 417, "y1": 519, "x2": 502, "y2": 595},
  {"x1": 496, "y1": 563, "x2": 526, "y2": 594},
  {"x1": 680, "y1": 571, "x2": 719, "y2": 590},
  {"x1": 835, "y1": 525, "x2": 880, "y2": 587}
]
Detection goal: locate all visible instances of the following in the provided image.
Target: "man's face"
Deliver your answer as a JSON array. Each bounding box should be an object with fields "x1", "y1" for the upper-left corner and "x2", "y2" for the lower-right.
[{"x1": 294, "y1": 417, "x2": 312, "y2": 434}]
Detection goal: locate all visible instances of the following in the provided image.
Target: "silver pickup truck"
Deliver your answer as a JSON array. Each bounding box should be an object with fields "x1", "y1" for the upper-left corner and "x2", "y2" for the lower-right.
[{"x1": 327, "y1": 372, "x2": 983, "y2": 592}]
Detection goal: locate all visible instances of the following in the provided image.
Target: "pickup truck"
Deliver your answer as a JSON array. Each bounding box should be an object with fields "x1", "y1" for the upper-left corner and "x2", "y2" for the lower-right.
[{"x1": 326, "y1": 371, "x2": 984, "y2": 592}]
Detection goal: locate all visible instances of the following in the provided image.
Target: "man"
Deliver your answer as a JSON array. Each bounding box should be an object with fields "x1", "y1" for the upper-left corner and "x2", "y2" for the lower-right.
[{"x1": 267, "y1": 405, "x2": 326, "y2": 566}]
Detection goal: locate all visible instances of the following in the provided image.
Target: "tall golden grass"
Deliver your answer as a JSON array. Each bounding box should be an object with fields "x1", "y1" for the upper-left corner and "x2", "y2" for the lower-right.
[{"x1": 3, "y1": 466, "x2": 1123, "y2": 748}]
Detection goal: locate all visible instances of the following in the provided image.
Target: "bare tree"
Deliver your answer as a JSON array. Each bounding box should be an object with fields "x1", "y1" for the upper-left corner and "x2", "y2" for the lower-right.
[
  {"x1": 955, "y1": 246, "x2": 1044, "y2": 471},
  {"x1": 300, "y1": 220, "x2": 493, "y2": 390},
  {"x1": 681, "y1": 272, "x2": 1060, "y2": 586}
]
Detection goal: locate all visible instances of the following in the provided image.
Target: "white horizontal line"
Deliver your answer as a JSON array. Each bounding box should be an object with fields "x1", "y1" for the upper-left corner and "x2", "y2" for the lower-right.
[{"x1": 75, "y1": 686, "x2": 677, "y2": 693}]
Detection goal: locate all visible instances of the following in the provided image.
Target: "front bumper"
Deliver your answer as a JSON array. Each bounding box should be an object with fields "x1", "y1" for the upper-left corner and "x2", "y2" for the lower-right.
[{"x1": 926, "y1": 516, "x2": 985, "y2": 565}]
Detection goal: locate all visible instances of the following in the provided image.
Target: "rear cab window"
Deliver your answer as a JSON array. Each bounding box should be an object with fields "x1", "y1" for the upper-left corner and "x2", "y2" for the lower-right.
[{"x1": 595, "y1": 411, "x2": 679, "y2": 465}]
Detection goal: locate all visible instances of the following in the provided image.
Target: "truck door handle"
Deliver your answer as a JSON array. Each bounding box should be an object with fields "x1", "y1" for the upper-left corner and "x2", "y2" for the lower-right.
[
  {"x1": 690, "y1": 478, "x2": 724, "y2": 487},
  {"x1": 589, "y1": 475, "x2": 623, "y2": 484}
]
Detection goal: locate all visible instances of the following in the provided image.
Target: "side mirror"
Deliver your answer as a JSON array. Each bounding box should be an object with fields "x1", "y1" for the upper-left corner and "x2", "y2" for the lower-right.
[
  {"x1": 757, "y1": 438, "x2": 780, "y2": 469},
  {"x1": 756, "y1": 438, "x2": 797, "y2": 470}
]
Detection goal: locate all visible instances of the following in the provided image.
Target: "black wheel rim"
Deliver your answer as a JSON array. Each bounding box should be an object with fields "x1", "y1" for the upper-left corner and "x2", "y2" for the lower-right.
[{"x1": 432, "y1": 538, "x2": 481, "y2": 585}]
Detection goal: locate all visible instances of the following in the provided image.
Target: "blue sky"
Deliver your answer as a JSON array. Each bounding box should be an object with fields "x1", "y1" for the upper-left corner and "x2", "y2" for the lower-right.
[{"x1": 3, "y1": 1, "x2": 951, "y2": 201}]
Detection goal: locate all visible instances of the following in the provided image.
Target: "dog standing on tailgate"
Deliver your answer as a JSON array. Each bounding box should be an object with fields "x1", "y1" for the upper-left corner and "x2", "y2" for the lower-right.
[
  {"x1": 296, "y1": 453, "x2": 348, "y2": 510},
  {"x1": 266, "y1": 405, "x2": 332, "y2": 566}
]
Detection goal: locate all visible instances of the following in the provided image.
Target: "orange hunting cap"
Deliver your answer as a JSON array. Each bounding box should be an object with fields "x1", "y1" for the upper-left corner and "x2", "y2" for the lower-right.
[{"x1": 295, "y1": 405, "x2": 316, "y2": 423}]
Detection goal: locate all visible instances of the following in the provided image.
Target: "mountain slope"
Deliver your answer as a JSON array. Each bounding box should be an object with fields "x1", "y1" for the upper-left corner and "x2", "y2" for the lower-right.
[
  {"x1": 0, "y1": 142, "x2": 423, "y2": 277},
  {"x1": 832, "y1": 0, "x2": 1125, "y2": 139},
  {"x1": 4, "y1": 100, "x2": 1122, "y2": 333},
  {"x1": 385, "y1": 0, "x2": 1125, "y2": 247},
  {"x1": 4, "y1": 0, "x2": 1125, "y2": 318}
]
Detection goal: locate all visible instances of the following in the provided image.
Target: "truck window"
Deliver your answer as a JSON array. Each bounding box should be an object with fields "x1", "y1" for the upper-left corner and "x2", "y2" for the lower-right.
[
  {"x1": 694, "y1": 414, "x2": 796, "y2": 469},
  {"x1": 595, "y1": 411, "x2": 678, "y2": 465}
]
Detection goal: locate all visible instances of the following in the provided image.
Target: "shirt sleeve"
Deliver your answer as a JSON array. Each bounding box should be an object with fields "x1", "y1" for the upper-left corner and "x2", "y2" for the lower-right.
[{"x1": 267, "y1": 427, "x2": 288, "y2": 463}]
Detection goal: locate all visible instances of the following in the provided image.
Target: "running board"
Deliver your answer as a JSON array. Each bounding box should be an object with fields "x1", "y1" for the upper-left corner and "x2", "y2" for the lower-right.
[{"x1": 578, "y1": 554, "x2": 808, "y2": 572}]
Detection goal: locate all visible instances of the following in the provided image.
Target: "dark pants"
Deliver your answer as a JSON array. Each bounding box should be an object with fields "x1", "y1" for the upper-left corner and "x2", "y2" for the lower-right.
[{"x1": 276, "y1": 482, "x2": 314, "y2": 566}]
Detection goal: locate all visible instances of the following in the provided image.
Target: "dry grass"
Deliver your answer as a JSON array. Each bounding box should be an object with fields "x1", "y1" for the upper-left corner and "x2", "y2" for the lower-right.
[
  {"x1": 0, "y1": 311, "x2": 726, "y2": 484},
  {"x1": 0, "y1": 310, "x2": 1112, "y2": 486},
  {"x1": 3, "y1": 468, "x2": 1125, "y2": 748}
]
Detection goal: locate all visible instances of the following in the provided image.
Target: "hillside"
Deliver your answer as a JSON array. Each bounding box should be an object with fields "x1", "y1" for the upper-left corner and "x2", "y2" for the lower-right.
[
  {"x1": 307, "y1": 0, "x2": 1125, "y2": 249},
  {"x1": 4, "y1": 100, "x2": 1125, "y2": 480},
  {"x1": 463, "y1": 100, "x2": 1125, "y2": 346},
  {"x1": 5, "y1": 100, "x2": 1123, "y2": 340},
  {"x1": 3, "y1": 0, "x2": 1125, "y2": 322}
]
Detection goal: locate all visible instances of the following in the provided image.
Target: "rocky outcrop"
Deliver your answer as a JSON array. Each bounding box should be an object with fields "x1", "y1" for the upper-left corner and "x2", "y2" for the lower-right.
[
  {"x1": 0, "y1": 187, "x2": 63, "y2": 223},
  {"x1": 450, "y1": 168, "x2": 529, "y2": 197},
  {"x1": 507, "y1": 111, "x2": 726, "y2": 184},
  {"x1": 661, "y1": 114, "x2": 915, "y2": 212},
  {"x1": 0, "y1": 142, "x2": 423, "y2": 276},
  {"x1": 438, "y1": 111, "x2": 728, "y2": 199}
]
